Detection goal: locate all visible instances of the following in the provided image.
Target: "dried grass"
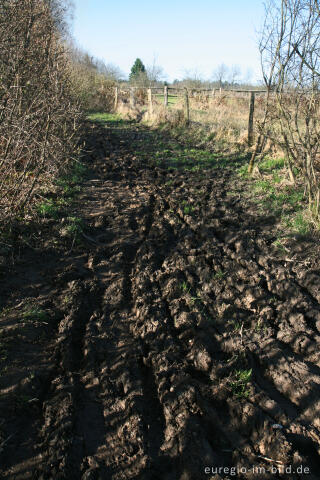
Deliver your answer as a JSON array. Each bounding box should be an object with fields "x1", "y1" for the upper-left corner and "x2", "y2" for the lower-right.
[{"x1": 116, "y1": 91, "x2": 269, "y2": 151}]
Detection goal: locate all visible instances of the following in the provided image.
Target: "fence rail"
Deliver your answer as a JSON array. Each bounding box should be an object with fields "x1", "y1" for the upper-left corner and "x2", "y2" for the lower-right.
[
  {"x1": 114, "y1": 85, "x2": 267, "y2": 144},
  {"x1": 117, "y1": 85, "x2": 267, "y2": 93}
]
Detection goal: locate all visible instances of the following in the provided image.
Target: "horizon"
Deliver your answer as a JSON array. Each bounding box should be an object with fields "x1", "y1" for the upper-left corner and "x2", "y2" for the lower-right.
[{"x1": 71, "y1": 0, "x2": 266, "y2": 84}]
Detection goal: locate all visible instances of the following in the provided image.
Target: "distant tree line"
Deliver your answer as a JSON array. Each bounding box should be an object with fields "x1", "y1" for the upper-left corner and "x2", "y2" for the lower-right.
[{"x1": 66, "y1": 50, "x2": 258, "y2": 93}]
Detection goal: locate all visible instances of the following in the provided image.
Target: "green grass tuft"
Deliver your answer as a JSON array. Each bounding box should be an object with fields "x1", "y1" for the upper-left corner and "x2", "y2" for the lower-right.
[
  {"x1": 37, "y1": 200, "x2": 60, "y2": 218},
  {"x1": 23, "y1": 307, "x2": 48, "y2": 322},
  {"x1": 230, "y1": 368, "x2": 252, "y2": 398},
  {"x1": 259, "y1": 156, "x2": 285, "y2": 172},
  {"x1": 284, "y1": 211, "x2": 310, "y2": 235},
  {"x1": 213, "y1": 269, "x2": 225, "y2": 279}
]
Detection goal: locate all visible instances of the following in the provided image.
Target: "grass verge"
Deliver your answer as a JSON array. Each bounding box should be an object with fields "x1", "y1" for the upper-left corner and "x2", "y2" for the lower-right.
[
  {"x1": 237, "y1": 156, "x2": 316, "y2": 237},
  {"x1": 86, "y1": 112, "x2": 124, "y2": 124}
]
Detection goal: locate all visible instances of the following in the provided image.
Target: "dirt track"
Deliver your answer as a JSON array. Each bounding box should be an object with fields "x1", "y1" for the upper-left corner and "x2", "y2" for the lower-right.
[{"x1": 1, "y1": 119, "x2": 320, "y2": 479}]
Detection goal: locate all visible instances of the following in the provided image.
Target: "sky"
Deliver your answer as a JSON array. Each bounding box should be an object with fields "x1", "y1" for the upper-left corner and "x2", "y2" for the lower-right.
[{"x1": 71, "y1": 0, "x2": 266, "y2": 83}]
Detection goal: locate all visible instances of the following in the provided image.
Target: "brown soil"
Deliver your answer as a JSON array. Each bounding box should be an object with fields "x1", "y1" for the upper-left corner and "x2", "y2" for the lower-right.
[{"x1": 0, "y1": 120, "x2": 320, "y2": 480}]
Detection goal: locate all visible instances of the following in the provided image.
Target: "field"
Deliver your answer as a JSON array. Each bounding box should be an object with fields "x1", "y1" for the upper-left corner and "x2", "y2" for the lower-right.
[
  {"x1": 117, "y1": 90, "x2": 268, "y2": 152},
  {"x1": 154, "y1": 94, "x2": 180, "y2": 106},
  {"x1": 0, "y1": 114, "x2": 320, "y2": 479}
]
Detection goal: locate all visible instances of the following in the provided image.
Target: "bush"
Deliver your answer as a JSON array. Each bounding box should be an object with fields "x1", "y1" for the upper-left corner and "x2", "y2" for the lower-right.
[
  {"x1": 69, "y1": 48, "x2": 117, "y2": 112},
  {"x1": 70, "y1": 67, "x2": 116, "y2": 112},
  {"x1": 0, "y1": 0, "x2": 82, "y2": 221}
]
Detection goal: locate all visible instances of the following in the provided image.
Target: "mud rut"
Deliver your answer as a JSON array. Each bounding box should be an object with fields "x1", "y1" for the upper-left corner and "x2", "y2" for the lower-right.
[{"x1": 1, "y1": 120, "x2": 320, "y2": 480}]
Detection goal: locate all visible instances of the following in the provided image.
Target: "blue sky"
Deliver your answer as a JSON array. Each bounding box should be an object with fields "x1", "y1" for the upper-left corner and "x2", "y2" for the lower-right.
[{"x1": 72, "y1": 0, "x2": 265, "y2": 83}]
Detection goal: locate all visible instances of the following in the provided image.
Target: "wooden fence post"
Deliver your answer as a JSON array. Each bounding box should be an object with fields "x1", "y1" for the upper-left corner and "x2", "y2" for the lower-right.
[
  {"x1": 130, "y1": 87, "x2": 135, "y2": 108},
  {"x1": 114, "y1": 86, "x2": 118, "y2": 111},
  {"x1": 212, "y1": 89, "x2": 215, "y2": 97},
  {"x1": 184, "y1": 88, "x2": 190, "y2": 125},
  {"x1": 248, "y1": 91, "x2": 255, "y2": 146},
  {"x1": 148, "y1": 88, "x2": 153, "y2": 116},
  {"x1": 164, "y1": 85, "x2": 168, "y2": 107}
]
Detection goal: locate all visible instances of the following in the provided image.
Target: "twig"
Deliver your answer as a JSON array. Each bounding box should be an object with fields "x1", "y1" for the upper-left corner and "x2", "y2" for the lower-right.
[
  {"x1": 257, "y1": 455, "x2": 284, "y2": 465},
  {"x1": 0, "y1": 434, "x2": 14, "y2": 451},
  {"x1": 80, "y1": 232, "x2": 99, "y2": 245}
]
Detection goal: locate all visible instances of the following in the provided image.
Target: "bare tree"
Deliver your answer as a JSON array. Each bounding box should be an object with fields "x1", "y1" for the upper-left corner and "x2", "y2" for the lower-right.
[
  {"x1": 146, "y1": 55, "x2": 166, "y2": 86},
  {"x1": 228, "y1": 64, "x2": 241, "y2": 86},
  {"x1": 181, "y1": 68, "x2": 207, "y2": 89},
  {"x1": 212, "y1": 63, "x2": 228, "y2": 88},
  {"x1": 102, "y1": 63, "x2": 125, "y2": 82},
  {"x1": 68, "y1": 45, "x2": 119, "y2": 110},
  {"x1": 49, "y1": 0, "x2": 74, "y2": 37},
  {"x1": 251, "y1": 0, "x2": 320, "y2": 217}
]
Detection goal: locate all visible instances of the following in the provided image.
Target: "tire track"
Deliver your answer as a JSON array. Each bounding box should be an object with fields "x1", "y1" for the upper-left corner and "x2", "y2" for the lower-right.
[{"x1": 2, "y1": 120, "x2": 320, "y2": 479}]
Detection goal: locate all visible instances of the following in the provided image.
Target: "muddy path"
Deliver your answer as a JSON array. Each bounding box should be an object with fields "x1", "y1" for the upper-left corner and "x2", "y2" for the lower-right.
[{"x1": 0, "y1": 118, "x2": 320, "y2": 479}]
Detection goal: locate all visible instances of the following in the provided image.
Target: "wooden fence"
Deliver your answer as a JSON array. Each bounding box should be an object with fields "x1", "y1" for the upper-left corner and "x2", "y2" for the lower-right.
[{"x1": 114, "y1": 85, "x2": 268, "y2": 144}]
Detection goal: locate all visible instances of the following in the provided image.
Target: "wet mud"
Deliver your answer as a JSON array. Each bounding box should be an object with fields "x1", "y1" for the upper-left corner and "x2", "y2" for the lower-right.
[{"x1": 0, "y1": 120, "x2": 320, "y2": 479}]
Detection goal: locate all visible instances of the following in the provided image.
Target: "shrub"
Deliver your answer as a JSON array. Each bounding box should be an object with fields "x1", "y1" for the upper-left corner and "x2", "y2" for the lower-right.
[
  {"x1": 0, "y1": 0, "x2": 82, "y2": 222},
  {"x1": 69, "y1": 50, "x2": 116, "y2": 111}
]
